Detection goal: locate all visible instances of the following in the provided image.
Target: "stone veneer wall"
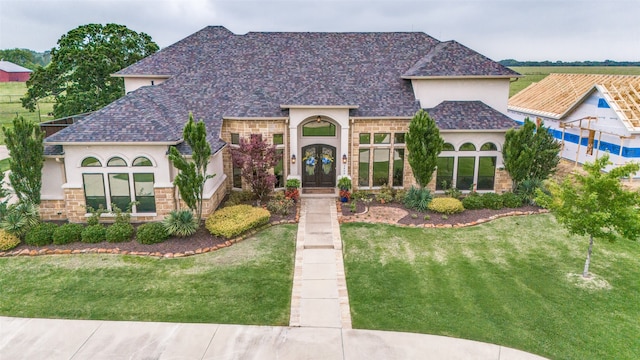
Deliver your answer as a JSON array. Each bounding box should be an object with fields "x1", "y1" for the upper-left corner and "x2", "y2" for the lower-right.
[
  {"x1": 39, "y1": 200, "x2": 67, "y2": 221},
  {"x1": 63, "y1": 187, "x2": 86, "y2": 223},
  {"x1": 221, "y1": 119, "x2": 288, "y2": 191},
  {"x1": 177, "y1": 176, "x2": 228, "y2": 218},
  {"x1": 494, "y1": 169, "x2": 513, "y2": 193},
  {"x1": 350, "y1": 118, "x2": 416, "y2": 191}
]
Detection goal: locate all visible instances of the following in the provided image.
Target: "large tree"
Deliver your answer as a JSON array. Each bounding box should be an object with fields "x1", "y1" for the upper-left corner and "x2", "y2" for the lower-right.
[
  {"x1": 2, "y1": 116, "x2": 44, "y2": 204},
  {"x1": 168, "y1": 114, "x2": 215, "y2": 221},
  {"x1": 537, "y1": 154, "x2": 640, "y2": 278},
  {"x1": 21, "y1": 23, "x2": 158, "y2": 118},
  {"x1": 231, "y1": 134, "x2": 278, "y2": 204},
  {"x1": 503, "y1": 118, "x2": 561, "y2": 188},
  {"x1": 406, "y1": 109, "x2": 444, "y2": 188}
]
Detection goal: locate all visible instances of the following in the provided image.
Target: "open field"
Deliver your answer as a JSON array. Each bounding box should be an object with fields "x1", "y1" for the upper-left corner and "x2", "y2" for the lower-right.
[
  {"x1": 342, "y1": 214, "x2": 640, "y2": 360},
  {"x1": 0, "y1": 82, "x2": 54, "y2": 143},
  {"x1": 509, "y1": 66, "x2": 640, "y2": 97},
  {"x1": 0, "y1": 225, "x2": 297, "y2": 325}
]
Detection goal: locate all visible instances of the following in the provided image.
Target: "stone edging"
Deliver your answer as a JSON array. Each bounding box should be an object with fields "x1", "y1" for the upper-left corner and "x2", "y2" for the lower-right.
[
  {"x1": 336, "y1": 201, "x2": 549, "y2": 228},
  {"x1": 0, "y1": 202, "x2": 302, "y2": 259}
]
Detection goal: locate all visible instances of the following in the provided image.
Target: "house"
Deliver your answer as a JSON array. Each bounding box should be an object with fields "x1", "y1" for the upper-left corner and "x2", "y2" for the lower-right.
[
  {"x1": 0, "y1": 60, "x2": 32, "y2": 82},
  {"x1": 39, "y1": 26, "x2": 520, "y2": 223},
  {"x1": 508, "y1": 73, "x2": 640, "y2": 176}
]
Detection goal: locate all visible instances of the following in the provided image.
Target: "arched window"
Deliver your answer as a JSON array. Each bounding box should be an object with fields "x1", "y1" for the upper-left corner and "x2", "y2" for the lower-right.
[
  {"x1": 459, "y1": 143, "x2": 476, "y2": 151},
  {"x1": 133, "y1": 156, "x2": 153, "y2": 167},
  {"x1": 442, "y1": 143, "x2": 455, "y2": 151},
  {"x1": 81, "y1": 157, "x2": 102, "y2": 167},
  {"x1": 302, "y1": 120, "x2": 336, "y2": 136},
  {"x1": 481, "y1": 142, "x2": 497, "y2": 151},
  {"x1": 107, "y1": 157, "x2": 127, "y2": 167}
]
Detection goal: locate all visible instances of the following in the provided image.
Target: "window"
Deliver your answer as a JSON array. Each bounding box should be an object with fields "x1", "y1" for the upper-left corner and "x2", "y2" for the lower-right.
[
  {"x1": 134, "y1": 173, "x2": 156, "y2": 212},
  {"x1": 133, "y1": 157, "x2": 153, "y2": 167},
  {"x1": 303, "y1": 120, "x2": 335, "y2": 136},
  {"x1": 275, "y1": 149, "x2": 285, "y2": 188},
  {"x1": 232, "y1": 166, "x2": 242, "y2": 188},
  {"x1": 456, "y1": 157, "x2": 476, "y2": 190},
  {"x1": 459, "y1": 143, "x2": 476, "y2": 151},
  {"x1": 436, "y1": 157, "x2": 454, "y2": 190},
  {"x1": 358, "y1": 132, "x2": 405, "y2": 188},
  {"x1": 392, "y1": 149, "x2": 404, "y2": 187},
  {"x1": 107, "y1": 157, "x2": 127, "y2": 167},
  {"x1": 273, "y1": 133, "x2": 284, "y2": 145},
  {"x1": 358, "y1": 149, "x2": 370, "y2": 187},
  {"x1": 373, "y1": 148, "x2": 390, "y2": 186},
  {"x1": 231, "y1": 133, "x2": 240, "y2": 145},
  {"x1": 83, "y1": 174, "x2": 106, "y2": 210},
  {"x1": 442, "y1": 143, "x2": 455, "y2": 151},
  {"x1": 480, "y1": 142, "x2": 497, "y2": 151},
  {"x1": 81, "y1": 157, "x2": 101, "y2": 167},
  {"x1": 477, "y1": 157, "x2": 496, "y2": 190},
  {"x1": 80, "y1": 156, "x2": 156, "y2": 213}
]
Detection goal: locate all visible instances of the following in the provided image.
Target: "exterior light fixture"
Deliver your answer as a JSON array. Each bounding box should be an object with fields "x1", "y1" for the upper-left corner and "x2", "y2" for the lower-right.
[
  {"x1": 316, "y1": 115, "x2": 321, "y2": 123},
  {"x1": 291, "y1": 154, "x2": 296, "y2": 164},
  {"x1": 342, "y1": 154, "x2": 347, "y2": 164}
]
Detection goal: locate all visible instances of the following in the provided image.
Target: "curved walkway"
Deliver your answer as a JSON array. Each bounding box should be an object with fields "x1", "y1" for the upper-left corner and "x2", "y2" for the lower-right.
[{"x1": 0, "y1": 196, "x2": 548, "y2": 359}]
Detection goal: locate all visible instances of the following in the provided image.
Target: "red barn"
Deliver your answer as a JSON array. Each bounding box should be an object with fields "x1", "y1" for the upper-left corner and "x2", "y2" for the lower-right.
[{"x1": 0, "y1": 60, "x2": 32, "y2": 82}]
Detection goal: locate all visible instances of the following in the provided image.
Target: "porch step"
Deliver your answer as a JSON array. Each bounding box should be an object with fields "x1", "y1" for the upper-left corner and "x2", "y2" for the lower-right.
[
  {"x1": 302, "y1": 188, "x2": 336, "y2": 195},
  {"x1": 304, "y1": 244, "x2": 335, "y2": 250}
]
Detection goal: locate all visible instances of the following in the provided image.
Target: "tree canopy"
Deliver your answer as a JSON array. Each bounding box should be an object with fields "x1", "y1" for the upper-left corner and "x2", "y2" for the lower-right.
[
  {"x1": 21, "y1": 23, "x2": 158, "y2": 118},
  {"x1": 231, "y1": 134, "x2": 279, "y2": 203},
  {"x1": 406, "y1": 110, "x2": 444, "y2": 188},
  {"x1": 168, "y1": 113, "x2": 214, "y2": 222},
  {"x1": 0, "y1": 48, "x2": 49, "y2": 70},
  {"x1": 2, "y1": 116, "x2": 44, "y2": 204},
  {"x1": 536, "y1": 155, "x2": 640, "y2": 277},
  {"x1": 503, "y1": 118, "x2": 561, "y2": 188}
]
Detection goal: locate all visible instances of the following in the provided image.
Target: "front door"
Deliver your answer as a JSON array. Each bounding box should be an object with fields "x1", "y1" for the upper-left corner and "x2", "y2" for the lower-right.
[{"x1": 301, "y1": 144, "x2": 336, "y2": 187}]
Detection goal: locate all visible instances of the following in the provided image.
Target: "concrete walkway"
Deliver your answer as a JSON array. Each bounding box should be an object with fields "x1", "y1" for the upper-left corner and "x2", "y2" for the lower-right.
[
  {"x1": 289, "y1": 197, "x2": 351, "y2": 328},
  {"x1": 0, "y1": 316, "x2": 548, "y2": 359},
  {"x1": 0, "y1": 195, "x2": 549, "y2": 359}
]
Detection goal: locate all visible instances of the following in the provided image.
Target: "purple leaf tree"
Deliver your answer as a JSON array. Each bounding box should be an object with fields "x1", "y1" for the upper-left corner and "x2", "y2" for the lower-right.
[{"x1": 231, "y1": 134, "x2": 279, "y2": 204}]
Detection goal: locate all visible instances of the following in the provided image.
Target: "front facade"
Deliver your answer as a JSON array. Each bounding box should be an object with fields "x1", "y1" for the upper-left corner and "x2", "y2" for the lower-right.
[
  {"x1": 508, "y1": 74, "x2": 640, "y2": 176},
  {"x1": 40, "y1": 27, "x2": 519, "y2": 222}
]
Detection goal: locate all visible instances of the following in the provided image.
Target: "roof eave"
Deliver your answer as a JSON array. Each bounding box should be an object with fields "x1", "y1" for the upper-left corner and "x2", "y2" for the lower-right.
[
  {"x1": 402, "y1": 75, "x2": 522, "y2": 80},
  {"x1": 280, "y1": 104, "x2": 359, "y2": 109},
  {"x1": 44, "y1": 140, "x2": 181, "y2": 146},
  {"x1": 111, "y1": 74, "x2": 172, "y2": 79},
  {"x1": 507, "y1": 106, "x2": 562, "y2": 120}
]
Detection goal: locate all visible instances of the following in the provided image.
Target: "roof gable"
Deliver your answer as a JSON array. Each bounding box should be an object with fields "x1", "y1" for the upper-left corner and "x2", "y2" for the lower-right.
[
  {"x1": 428, "y1": 101, "x2": 517, "y2": 130},
  {"x1": 402, "y1": 41, "x2": 520, "y2": 78},
  {"x1": 0, "y1": 60, "x2": 32, "y2": 73}
]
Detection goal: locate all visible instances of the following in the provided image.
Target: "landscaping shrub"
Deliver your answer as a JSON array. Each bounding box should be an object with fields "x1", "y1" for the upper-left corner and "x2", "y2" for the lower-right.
[
  {"x1": 53, "y1": 223, "x2": 84, "y2": 245},
  {"x1": 376, "y1": 184, "x2": 394, "y2": 203},
  {"x1": 81, "y1": 225, "x2": 106, "y2": 243},
  {"x1": 163, "y1": 210, "x2": 199, "y2": 237},
  {"x1": 136, "y1": 222, "x2": 169, "y2": 244},
  {"x1": 501, "y1": 192, "x2": 524, "y2": 208},
  {"x1": 351, "y1": 190, "x2": 369, "y2": 201},
  {"x1": 205, "y1": 204, "x2": 270, "y2": 238},
  {"x1": 481, "y1": 193, "x2": 504, "y2": 210},
  {"x1": 394, "y1": 189, "x2": 407, "y2": 204},
  {"x1": 266, "y1": 195, "x2": 294, "y2": 216},
  {"x1": 462, "y1": 193, "x2": 484, "y2": 210},
  {"x1": 106, "y1": 223, "x2": 134, "y2": 243},
  {"x1": 0, "y1": 229, "x2": 20, "y2": 251},
  {"x1": 226, "y1": 190, "x2": 254, "y2": 206},
  {"x1": 428, "y1": 197, "x2": 465, "y2": 214},
  {"x1": 24, "y1": 222, "x2": 57, "y2": 246},
  {"x1": 515, "y1": 178, "x2": 545, "y2": 205},
  {"x1": 85, "y1": 205, "x2": 107, "y2": 226},
  {"x1": 0, "y1": 202, "x2": 40, "y2": 238},
  {"x1": 403, "y1": 186, "x2": 432, "y2": 212}
]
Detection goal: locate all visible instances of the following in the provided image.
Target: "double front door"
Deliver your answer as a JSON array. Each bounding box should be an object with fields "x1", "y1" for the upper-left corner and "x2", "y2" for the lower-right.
[{"x1": 301, "y1": 144, "x2": 336, "y2": 187}]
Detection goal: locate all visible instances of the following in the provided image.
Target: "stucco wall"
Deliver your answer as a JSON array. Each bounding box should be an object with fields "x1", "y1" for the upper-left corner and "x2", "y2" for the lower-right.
[
  {"x1": 123, "y1": 77, "x2": 168, "y2": 94},
  {"x1": 411, "y1": 78, "x2": 511, "y2": 114}
]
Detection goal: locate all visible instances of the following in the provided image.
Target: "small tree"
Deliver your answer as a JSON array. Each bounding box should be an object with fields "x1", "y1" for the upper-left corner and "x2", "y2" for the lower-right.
[
  {"x1": 537, "y1": 154, "x2": 640, "y2": 278},
  {"x1": 231, "y1": 134, "x2": 278, "y2": 204},
  {"x1": 2, "y1": 116, "x2": 44, "y2": 204},
  {"x1": 168, "y1": 113, "x2": 214, "y2": 221},
  {"x1": 406, "y1": 109, "x2": 444, "y2": 188},
  {"x1": 503, "y1": 118, "x2": 561, "y2": 188}
]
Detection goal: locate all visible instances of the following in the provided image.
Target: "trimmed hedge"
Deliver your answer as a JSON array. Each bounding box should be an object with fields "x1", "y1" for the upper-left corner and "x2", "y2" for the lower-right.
[
  {"x1": 205, "y1": 205, "x2": 270, "y2": 239},
  {"x1": 428, "y1": 197, "x2": 465, "y2": 214},
  {"x1": 106, "y1": 223, "x2": 135, "y2": 243},
  {"x1": 462, "y1": 193, "x2": 484, "y2": 210},
  {"x1": 53, "y1": 223, "x2": 84, "y2": 245},
  {"x1": 0, "y1": 229, "x2": 20, "y2": 251},
  {"x1": 81, "y1": 224, "x2": 106, "y2": 243},
  {"x1": 481, "y1": 193, "x2": 503, "y2": 210},
  {"x1": 24, "y1": 222, "x2": 57, "y2": 246},
  {"x1": 136, "y1": 222, "x2": 169, "y2": 244}
]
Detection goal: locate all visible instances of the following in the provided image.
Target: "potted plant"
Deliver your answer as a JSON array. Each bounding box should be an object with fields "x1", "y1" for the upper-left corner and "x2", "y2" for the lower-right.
[
  {"x1": 337, "y1": 177, "x2": 352, "y2": 203},
  {"x1": 285, "y1": 178, "x2": 301, "y2": 202}
]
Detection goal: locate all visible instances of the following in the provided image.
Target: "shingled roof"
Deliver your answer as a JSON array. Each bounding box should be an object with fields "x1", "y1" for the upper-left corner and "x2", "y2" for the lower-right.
[
  {"x1": 47, "y1": 26, "x2": 517, "y2": 148},
  {"x1": 428, "y1": 101, "x2": 518, "y2": 130}
]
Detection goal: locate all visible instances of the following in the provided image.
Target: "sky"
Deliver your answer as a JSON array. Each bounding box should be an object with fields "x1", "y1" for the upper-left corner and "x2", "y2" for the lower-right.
[{"x1": 1, "y1": 0, "x2": 639, "y2": 62}]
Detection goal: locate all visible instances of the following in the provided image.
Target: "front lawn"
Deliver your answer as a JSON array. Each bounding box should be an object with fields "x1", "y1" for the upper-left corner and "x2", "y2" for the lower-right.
[
  {"x1": 342, "y1": 214, "x2": 640, "y2": 360},
  {"x1": 0, "y1": 225, "x2": 296, "y2": 325}
]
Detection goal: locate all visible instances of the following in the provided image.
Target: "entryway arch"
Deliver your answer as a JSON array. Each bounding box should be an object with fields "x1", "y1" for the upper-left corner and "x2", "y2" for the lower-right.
[{"x1": 298, "y1": 116, "x2": 341, "y2": 188}]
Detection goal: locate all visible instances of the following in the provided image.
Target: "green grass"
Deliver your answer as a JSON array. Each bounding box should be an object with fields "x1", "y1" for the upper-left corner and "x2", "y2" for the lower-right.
[
  {"x1": 342, "y1": 214, "x2": 640, "y2": 359},
  {"x1": 509, "y1": 66, "x2": 640, "y2": 97},
  {"x1": 0, "y1": 82, "x2": 54, "y2": 143},
  {"x1": 0, "y1": 224, "x2": 297, "y2": 325},
  {"x1": 0, "y1": 158, "x2": 9, "y2": 172}
]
